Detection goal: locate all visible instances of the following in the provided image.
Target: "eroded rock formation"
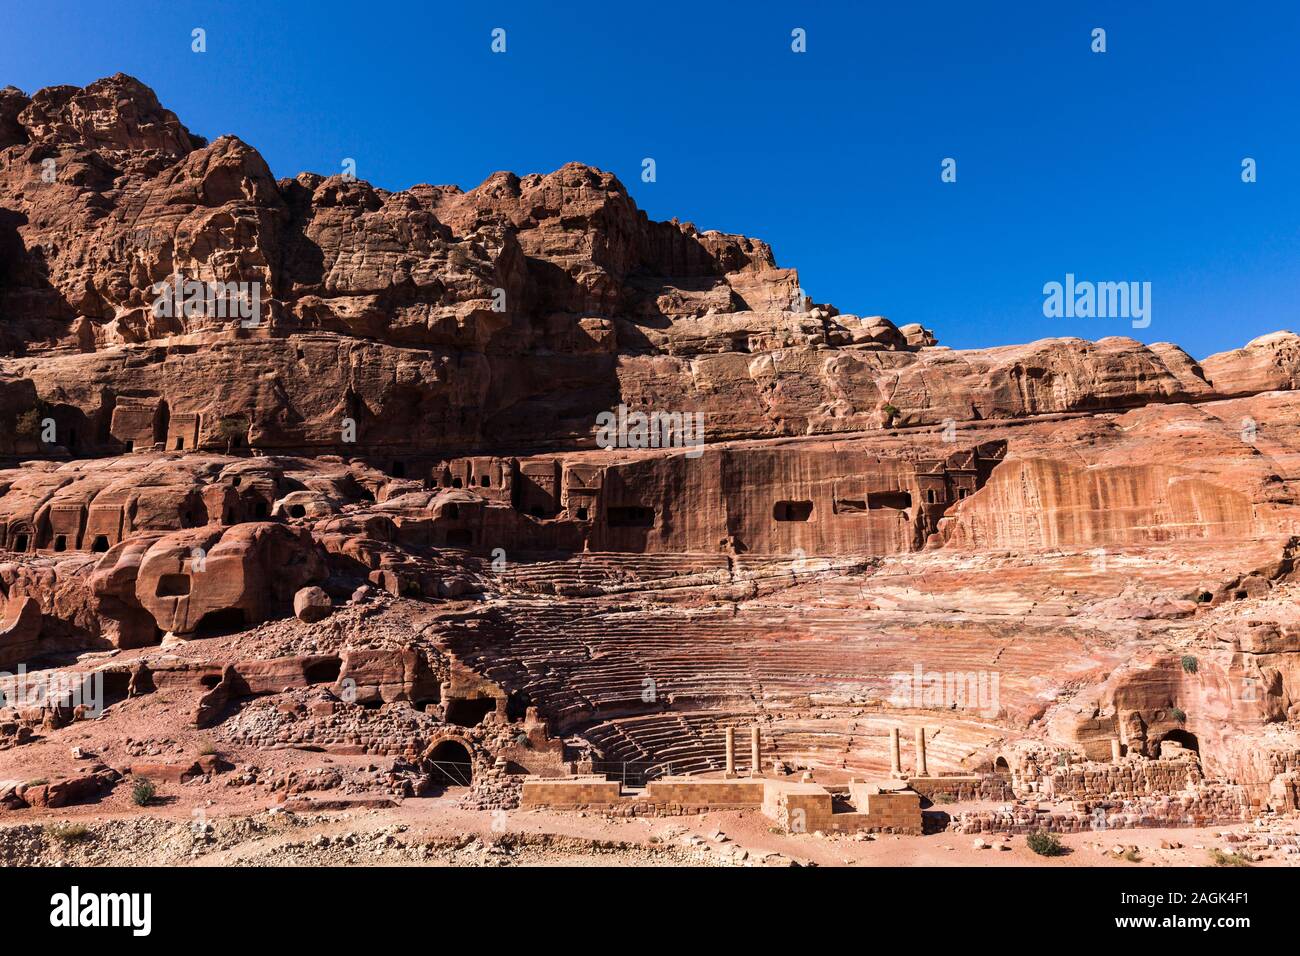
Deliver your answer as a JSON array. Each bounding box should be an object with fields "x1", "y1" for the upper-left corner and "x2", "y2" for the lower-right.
[{"x1": 2, "y1": 75, "x2": 1300, "y2": 833}]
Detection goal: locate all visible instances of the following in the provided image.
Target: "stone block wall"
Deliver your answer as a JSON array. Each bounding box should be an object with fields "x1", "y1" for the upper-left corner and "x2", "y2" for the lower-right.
[{"x1": 907, "y1": 774, "x2": 1014, "y2": 803}]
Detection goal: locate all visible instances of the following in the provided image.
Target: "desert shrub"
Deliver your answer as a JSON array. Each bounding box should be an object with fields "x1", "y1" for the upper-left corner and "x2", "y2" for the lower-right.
[
  {"x1": 1210, "y1": 848, "x2": 1251, "y2": 867},
  {"x1": 1181, "y1": 655, "x2": 1199, "y2": 674},
  {"x1": 1171, "y1": 707, "x2": 1187, "y2": 723},
  {"x1": 1027, "y1": 829, "x2": 1066, "y2": 857},
  {"x1": 45, "y1": 822, "x2": 90, "y2": 843},
  {"x1": 131, "y1": 778, "x2": 156, "y2": 807}
]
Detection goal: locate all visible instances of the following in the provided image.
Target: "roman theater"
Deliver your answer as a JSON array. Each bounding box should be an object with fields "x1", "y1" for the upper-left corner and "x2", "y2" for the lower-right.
[{"x1": 1, "y1": 74, "x2": 1299, "y2": 863}]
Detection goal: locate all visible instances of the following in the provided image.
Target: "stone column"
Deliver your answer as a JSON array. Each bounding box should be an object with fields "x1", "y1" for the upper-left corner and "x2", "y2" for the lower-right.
[
  {"x1": 915, "y1": 727, "x2": 928, "y2": 777},
  {"x1": 1111, "y1": 738, "x2": 1122, "y2": 763},
  {"x1": 750, "y1": 727, "x2": 761, "y2": 776},
  {"x1": 890, "y1": 727, "x2": 902, "y2": 777},
  {"x1": 724, "y1": 727, "x2": 735, "y2": 776}
]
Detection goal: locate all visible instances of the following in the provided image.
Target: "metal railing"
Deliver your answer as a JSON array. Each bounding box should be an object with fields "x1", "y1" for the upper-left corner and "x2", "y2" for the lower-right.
[
  {"x1": 588, "y1": 761, "x2": 677, "y2": 788},
  {"x1": 426, "y1": 760, "x2": 473, "y2": 787}
]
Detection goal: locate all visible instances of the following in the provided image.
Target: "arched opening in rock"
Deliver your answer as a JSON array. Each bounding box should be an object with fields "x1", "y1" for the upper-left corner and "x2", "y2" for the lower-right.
[
  {"x1": 1160, "y1": 728, "x2": 1199, "y2": 754},
  {"x1": 90, "y1": 535, "x2": 110, "y2": 553},
  {"x1": 994, "y1": 756, "x2": 1010, "y2": 776},
  {"x1": 288, "y1": 504, "x2": 306, "y2": 518},
  {"x1": 427, "y1": 739, "x2": 473, "y2": 787},
  {"x1": 444, "y1": 503, "x2": 460, "y2": 520},
  {"x1": 194, "y1": 607, "x2": 248, "y2": 637},
  {"x1": 253, "y1": 500, "x2": 269, "y2": 520},
  {"x1": 53, "y1": 535, "x2": 68, "y2": 552},
  {"x1": 12, "y1": 534, "x2": 28, "y2": 552}
]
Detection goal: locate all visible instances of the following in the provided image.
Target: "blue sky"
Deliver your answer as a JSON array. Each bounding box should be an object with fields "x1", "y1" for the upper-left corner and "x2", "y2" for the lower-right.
[{"x1": 3, "y1": 0, "x2": 1297, "y2": 358}]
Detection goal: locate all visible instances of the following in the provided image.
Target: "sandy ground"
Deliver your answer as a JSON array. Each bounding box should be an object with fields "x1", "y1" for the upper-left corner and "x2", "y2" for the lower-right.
[{"x1": 2, "y1": 789, "x2": 1290, "y2": 867}]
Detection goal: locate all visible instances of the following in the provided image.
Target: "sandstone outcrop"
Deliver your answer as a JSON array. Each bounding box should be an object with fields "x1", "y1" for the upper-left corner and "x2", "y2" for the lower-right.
[{"x1": 1, "y1": 75, "x2": 1298, "y2": 835}]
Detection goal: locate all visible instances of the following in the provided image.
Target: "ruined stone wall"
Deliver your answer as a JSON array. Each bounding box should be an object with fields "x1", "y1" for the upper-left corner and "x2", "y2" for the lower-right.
[
  {"x1": 907, "y1": 774, "x2": 1015, "y2": 803},
  {"x1": 952, "y1": 784, "x2": 1255, "y2": 834}
]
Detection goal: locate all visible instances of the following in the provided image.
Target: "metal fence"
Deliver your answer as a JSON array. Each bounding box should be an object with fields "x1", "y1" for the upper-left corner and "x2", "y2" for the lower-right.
[
  {"x1": 426, "y1": 759, "x2": 473, "y2": 787},
  {"x1": 588, "y1": 761, "x2": 677, "y2": 787}
]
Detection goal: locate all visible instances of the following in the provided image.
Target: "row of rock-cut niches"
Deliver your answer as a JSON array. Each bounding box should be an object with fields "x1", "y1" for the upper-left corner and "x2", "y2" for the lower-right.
[
  {"x1": 438, "y1": 472, "x2": 496, "y2": 489},
  {"x1": 2, "y1": 490, "x2": 279, "y2": 556},
  {"x1": 773, "y1": 491, "x2": 920, "y2": 522},
  {"x1": 3, "y1": 529, "x2": 113, "y2": 555}
]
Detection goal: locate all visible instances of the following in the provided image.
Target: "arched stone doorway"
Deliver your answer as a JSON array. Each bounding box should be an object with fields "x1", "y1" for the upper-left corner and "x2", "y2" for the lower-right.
[
  {"x1": 993, "y1": 756, "x2": 1011, "y2": 776},
  {"x1": 425, "y1": 738, "x2": 473, "y2": 787},
  {"x1": 1159, "y1": 728, "x2": 1199, "y2": 755}
]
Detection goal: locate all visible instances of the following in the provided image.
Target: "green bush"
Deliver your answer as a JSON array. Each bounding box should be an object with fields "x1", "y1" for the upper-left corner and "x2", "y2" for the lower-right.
[
  {"x1": 1181, "y1": 655, "x2": 1199, "y2": 674},
  {"x1": 1171, "y1": 707, "x2": 1187, "y2": 723},
  {"x1": 131, "y1": 778, "x2": 156, "y2": 807},
  {"x1": 1026, "y1": 830, "x2": 1066, "y2": 857}
]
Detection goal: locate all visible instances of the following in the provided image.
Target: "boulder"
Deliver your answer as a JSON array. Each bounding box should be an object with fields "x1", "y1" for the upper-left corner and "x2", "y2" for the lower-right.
[{"x1": 293, "y1": 586, "x2": 332, "y2": 623}]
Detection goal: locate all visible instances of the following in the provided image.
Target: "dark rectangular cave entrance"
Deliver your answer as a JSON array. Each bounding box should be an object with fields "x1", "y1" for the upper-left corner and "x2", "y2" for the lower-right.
[
  {"x1": 444, "y1": 697, "x2": 497, "y2": 727},
  {"x1": 773, "y1": 500, "x2": 813, "y2": 521},
  {"x1": 156, "y1": 573, "x2": 192, "y2": 597},
  {"x1": 867, "y1": 491, "x2": 912, "y2": 510},
  {"x1": 606, "y1": 505, "x2": 655, "y2": 528}
]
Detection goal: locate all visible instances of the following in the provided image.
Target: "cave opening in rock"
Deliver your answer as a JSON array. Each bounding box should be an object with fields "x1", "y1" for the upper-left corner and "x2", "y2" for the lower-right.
[
  {"x1": 90, "y1": 534, "x2": 109, "y2": 553},
  {"x1": 427, "y1": 739, "x2": 473, "y2": 786},
  {"x1": 1160, "y1": 728, "x2": 1199, "y2": 754},
  {"x1": 773, "y1": 500, "x2": 813, "y2": 521},
  {"x1": 194, "y1": 607, "x2": 247, "y2": 637},
  {"x1": 303, "y1": 656, "x2": 342, "y2": 684},
  {"x1": 445, "y1": 697, "x2": 496, "y2": 727},
  {"x1": 156, "y1": 573, "x2": 191, "y2": 597},
  {"x1": 867, "y1": 491, "x2": 912, "y2": 511}
]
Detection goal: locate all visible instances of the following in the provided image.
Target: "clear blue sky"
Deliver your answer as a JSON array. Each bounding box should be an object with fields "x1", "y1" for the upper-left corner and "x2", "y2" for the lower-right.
[{"x1": 3, "y1": 0, "x2": 1297, "y2": 358}]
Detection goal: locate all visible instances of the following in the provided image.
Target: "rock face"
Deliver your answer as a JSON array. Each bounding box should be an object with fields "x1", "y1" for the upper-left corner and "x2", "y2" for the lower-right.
[{"x1": 1, "y1": 75, "x2": 1300, "y2": 828}]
